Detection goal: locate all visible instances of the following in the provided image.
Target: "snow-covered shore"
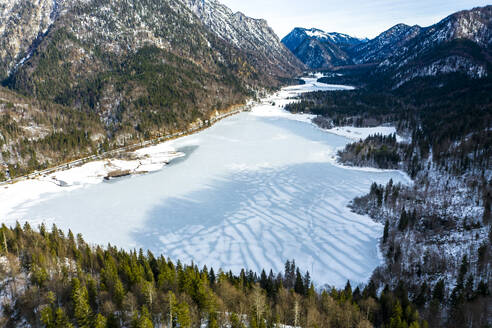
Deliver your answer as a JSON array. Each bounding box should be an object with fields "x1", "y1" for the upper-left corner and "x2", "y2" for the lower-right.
[
  {"x1": 0, "y1": 143, "x2": 184, "y2": 220},
  {"x1": 0, "y1": 75, "x2": 407, "y2": 226},
  {"x1": 254, "y1": 76, "x2": 406, "y2": 145},
  {"x1": 0, "y1": 76, "x2": 412, "y2": 288}
]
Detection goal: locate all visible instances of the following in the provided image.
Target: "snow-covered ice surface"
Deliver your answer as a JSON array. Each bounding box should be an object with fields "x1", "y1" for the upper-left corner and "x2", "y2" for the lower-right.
[
  {"x1": 0, "y1": 77, "x2": 410, "y2": 288},
  {"x1": 324, "y1": 126, "x2": 405, "y2": 142},
  {"x1": 0, "y1": 143, "x2": 183, "y2": 221}
]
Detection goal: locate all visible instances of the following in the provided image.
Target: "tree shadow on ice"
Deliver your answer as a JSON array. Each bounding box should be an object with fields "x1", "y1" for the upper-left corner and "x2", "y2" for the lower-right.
[{"x1": 132, "y1": 162, "x2": 395, "y2": 285}]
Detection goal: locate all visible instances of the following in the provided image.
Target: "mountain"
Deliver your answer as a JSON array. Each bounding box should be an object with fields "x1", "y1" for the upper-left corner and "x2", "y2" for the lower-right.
[
  {"x1": 378, "y1": 6, "x2": 492, "y2": 88},
  {"x1": 0, "y1": 0, "x2": 61, "y2": 80},
  {"x1": 350, "y1": 24, "x2": 422, "y2": 64},
  {"x1": 3, "y1": 0, "x2": 252, "y2": 143},
  {"x1": 285, "y1": 6, "x2": 491, "y2": 88},
  {"x1": 0, "y1": 0, "x2": 303, "y2": 179},
  {"x1": 282, "y1": 27, "x2": 364, "y2": 51},
  {"x1": 185, "y1": 0, "x2": 303, "y2": 77},
  {"x1": 281, "y1": 27, "x2": 365, "y2": 69}
]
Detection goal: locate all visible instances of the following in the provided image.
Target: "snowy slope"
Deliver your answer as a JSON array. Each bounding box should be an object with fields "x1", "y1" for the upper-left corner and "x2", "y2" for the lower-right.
[
  {"x1": 281, "y1": 28, "x2": 364, "y2": 69},
  {"x1": 379, "y1": 6, "x2": 492, "y2": 86},
  {"x1": 350, "y1": 24, "x2": 422, "y2": 64},
  {"x1": 185, "y1": 0, "x2": 303, "y2": 76},
  {"x1": 0, "y1": 0, "x2": 64, "y2": 78}
]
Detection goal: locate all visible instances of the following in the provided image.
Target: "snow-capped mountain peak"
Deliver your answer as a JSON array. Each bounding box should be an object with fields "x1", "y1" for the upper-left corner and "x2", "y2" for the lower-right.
[{"x1": 281, "y1": 27, "x2": 364, "y2": 69}]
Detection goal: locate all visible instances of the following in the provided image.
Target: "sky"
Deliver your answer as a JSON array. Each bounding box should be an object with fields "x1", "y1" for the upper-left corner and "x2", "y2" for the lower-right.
[{"x1": 219, "y1": 0, "x2": 490, "y2": 39}]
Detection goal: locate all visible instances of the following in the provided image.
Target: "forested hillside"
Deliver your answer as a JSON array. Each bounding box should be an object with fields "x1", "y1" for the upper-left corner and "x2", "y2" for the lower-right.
[
  {"x1": 283, "y1": 10, "x2": 492, "y2": 323},
  {"x1": 0, "y1": 0, "x2": 302, "y2": 181},
  {"x1": 0, "y1": 223, "x2": 434, "y2": 328},
  {"x1": 0, "y1": 85, "x2": 106, "y2": 180},
  {"x1": 284, "y1": 71, "x2": 492, "y2": 327}
]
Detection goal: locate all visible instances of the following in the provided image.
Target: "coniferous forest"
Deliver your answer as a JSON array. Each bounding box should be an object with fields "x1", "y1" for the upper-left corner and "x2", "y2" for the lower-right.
[
  {"x1": 1, "y1": 1, "x2": 491, "y2": 327},
  {"x1": 0, "y1": 223, "x2": 431, "y2": 328},
  {"x1": 284, "y1": 71, "x2": 492, "y2": 328}
]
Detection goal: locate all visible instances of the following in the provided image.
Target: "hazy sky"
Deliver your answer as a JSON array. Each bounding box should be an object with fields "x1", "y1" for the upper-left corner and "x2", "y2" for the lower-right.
[{"x1": 220, "y1": 0, "x2": 490, "y2": 39}]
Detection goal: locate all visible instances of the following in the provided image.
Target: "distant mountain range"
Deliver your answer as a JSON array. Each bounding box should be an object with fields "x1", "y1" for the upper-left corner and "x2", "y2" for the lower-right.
[{"x1": 282, "y1": 6, "x2": 491, "y2": 87}]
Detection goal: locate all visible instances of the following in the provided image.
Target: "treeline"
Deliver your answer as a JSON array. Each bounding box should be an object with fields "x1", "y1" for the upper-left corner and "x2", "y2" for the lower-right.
[
  {"x1": 337, "y1": 134, "x2": 402, "y2": 170},
  {"x1": 285, "y1": 73, "x2": 492, "y2": 177},
  {"x1": 350, "y1": 178, "x2": 491, "y2": 328},
  {"x1": 284, "y1": 90, "x2": 400, "y2": 127},
  {"x1": 286, "y1": 71, "x2": 492, "y2": 327},
  {"x1": 0, "y1": 223, "x2": 431, "y2": 328}
]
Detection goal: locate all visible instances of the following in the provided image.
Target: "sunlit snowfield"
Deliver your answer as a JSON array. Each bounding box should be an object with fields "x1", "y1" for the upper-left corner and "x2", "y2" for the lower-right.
[{"x1": 5, "y1": 78, "x2": 409, "y2": 287}]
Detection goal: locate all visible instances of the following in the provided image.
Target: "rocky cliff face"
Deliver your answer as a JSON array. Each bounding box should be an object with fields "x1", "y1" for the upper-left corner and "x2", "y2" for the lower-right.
[
  {"x1": 185, "y1": 0, "x2": 303, "y2": 76},
  {"x1": 0, "y1": 0, "x2": 64, "y2": 79}
]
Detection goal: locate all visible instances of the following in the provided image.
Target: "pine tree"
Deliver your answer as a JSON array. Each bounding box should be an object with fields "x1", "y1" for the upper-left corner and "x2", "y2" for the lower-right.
[
  {"x1": 176, "y1": 302, "x2": 191, "y2": 328},
  {"x1": 389, "y1": 301, "x2": 404, "y2": 328},
  {"x1": 432, "y1": 280, "x2": 445, "y2": 302},
  {"x1": 93, "y1": 314, "x2": 107, "y2": 328},
  {"x1": 208, "y1": 311, "x2": 219, "y2": 328},
  {"x1": 260, "y1": 270, "x2": 268, "y2": 290},
  {"x1": 398, "y1": 209, "x2": 408, "y2": 231},
  {"x1": 229, "y1": 313, "x2": 245, "y2": 328},
  {"x1": 414, "y1": 282, "x2": 428, "y2": 307},
  {"x1": 54, "y1": 308, "x2": 73, "y2": 328},
  {"x1": 303, "y1": 271, "x2": 311, "y2": 293},
  {"x1": 344, "y1": 280, "x2": 352, "y2": 300},
  {"x1": 40, "y1": 306, "x2": 54, "y2": 328},
  {"x1": 132, "y1": 306, "x2": 153, "y2": 328},
  {"x1": 383, "y1": 220, "x2": 389, "y2": 243},
  {"x1": 209, "y1": 267, "x2": 216, "y2": 286},
  {"x1": 294, "y1": 268, "x2": 304, "y2": 295},
  {"x1": 71, "y1": 278, "x2": 92, "y2": 328}
]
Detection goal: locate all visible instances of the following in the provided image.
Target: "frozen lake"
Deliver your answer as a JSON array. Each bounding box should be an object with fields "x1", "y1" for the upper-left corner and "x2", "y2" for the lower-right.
[{"x1": 2, "y1": 78, "x2": 409, "y2": 287}]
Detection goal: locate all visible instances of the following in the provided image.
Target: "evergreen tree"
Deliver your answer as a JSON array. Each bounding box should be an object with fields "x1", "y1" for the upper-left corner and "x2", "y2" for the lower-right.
[
  {"x1": 71, "y1": 278, "x2": 92, "y2": 328},
  {"x1": 303, "y1": 271, "x2": 311, "y2": 292},
  {"x1": 294, "y1": 268, "x2": 305, "y2": 295},
  {"x1": 54, "y1": 308, "x2": 73, "y2": 328},
  {"x1": 131, "y1": 306, "x2": 153, "y2": 328},
  {"x1": 229, "y1": 313, "x2": 245, "y2": 328},
  {"x1": 432, "y1": 280, "x2": 445, "y2": 302},
  {"x1": 209, "y1": 267, "x2": 216, "y2": 285},
  {"x1": 344, "y1": 280, "x2": 352, "y2": 300},
  {"x1": 398, "y1": 209, "x2": 408, "y2": 231},
  {"x1": 93, "y1": 314, "x2": 107, "y2": 328},
  {"x1": 176, "y1": 302, "x2": 191, "y2": 328},
  {"x1": 383, "y1": 220, "x2": 389, "y2": 243}
]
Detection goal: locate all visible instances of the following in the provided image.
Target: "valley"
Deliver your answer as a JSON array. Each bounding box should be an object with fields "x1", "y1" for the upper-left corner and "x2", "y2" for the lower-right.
[
  {"x1": 0, "y1": 0, "x2": 490, "y2": 327},
  {"x1": 0, "y1": 77, "x2": 409, "y2": 288}
]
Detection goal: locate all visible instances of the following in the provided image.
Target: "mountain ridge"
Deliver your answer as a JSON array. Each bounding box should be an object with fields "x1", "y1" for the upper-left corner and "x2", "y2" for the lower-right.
[
  {"x1": 281, "y1": 27, "x2": 365, "y2": 69},
  {"x1": 283, "y1": 5, "x2": 491, "y2": 87},
  {"x1": 185, "y1": 0, "x2": 303, "y2": 76},
  {"x1": 0, "y1": 0, "x2": 303, "y2": 180}
]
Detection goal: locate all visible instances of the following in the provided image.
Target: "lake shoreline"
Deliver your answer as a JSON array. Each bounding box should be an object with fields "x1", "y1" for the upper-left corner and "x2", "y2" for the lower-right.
[{"x1": 0, "y1": 77, "x2": 411, "y2": 288}]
